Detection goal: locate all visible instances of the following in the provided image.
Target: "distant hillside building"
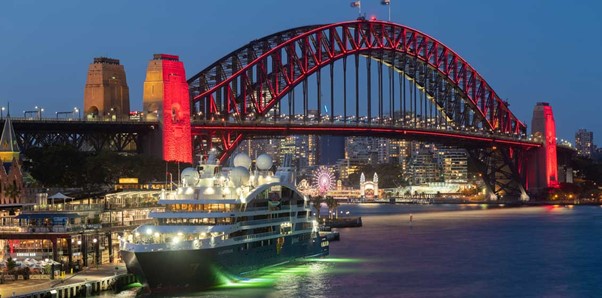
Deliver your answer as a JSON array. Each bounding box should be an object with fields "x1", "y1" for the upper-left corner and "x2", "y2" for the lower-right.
[
  {"x1": 84, "y1": 57, "x2": 130, "y2": 119},
  {"x1": 0, "y1": 116, "x2": 24, "y2": 205},
  {"x1": 575, "y1": 129, "x2": 594, "y2": 158}
]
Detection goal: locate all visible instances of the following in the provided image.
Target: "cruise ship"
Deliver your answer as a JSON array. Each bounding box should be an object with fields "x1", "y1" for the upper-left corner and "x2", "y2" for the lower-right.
[{"x1": 120, "y1": 153, "x2": 329, "y2": 292}]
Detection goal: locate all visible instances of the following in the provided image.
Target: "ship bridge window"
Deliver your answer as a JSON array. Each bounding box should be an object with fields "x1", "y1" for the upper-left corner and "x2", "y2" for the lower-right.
[
  {"x1": 165, "y1": 203, "x2": 235, "y2": 212},
  {"x1": 160, "y1": 217, "x2": 234, "y2": 225}
]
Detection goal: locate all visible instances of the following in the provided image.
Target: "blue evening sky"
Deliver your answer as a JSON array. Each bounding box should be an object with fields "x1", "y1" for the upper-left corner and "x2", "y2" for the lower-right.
[{"x1": 1, "y1": 0, "x2": 600, "y2": 143}]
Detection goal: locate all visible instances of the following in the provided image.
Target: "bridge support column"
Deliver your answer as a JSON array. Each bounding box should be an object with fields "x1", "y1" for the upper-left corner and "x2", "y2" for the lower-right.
[
  {"x1": 142, "y1": 54, "x2": 192, "y2": 163},
  {"x1": 468, "y1": 146, "x2": 529, "y2": 201},
  {"x1": 527, "y1": 102, "x2": 559, "y2": 195}
]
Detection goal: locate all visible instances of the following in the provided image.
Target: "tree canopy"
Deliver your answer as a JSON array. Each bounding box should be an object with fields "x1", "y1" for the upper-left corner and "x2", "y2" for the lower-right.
[
  {"x1": 23, "y1": 145, "x2": 188, "y2": 189},
  {"x1": 346, "y1": 163, "x2": 407, "y2": 188}
]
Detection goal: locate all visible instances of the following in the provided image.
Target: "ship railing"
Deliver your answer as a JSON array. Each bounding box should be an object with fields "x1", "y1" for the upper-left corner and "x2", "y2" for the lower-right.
[
  {"x1": 237, "y1": 217, "x2": 290, "y2": 227},
  {"x1": 232, "y1": 231, "x2": 280, "y2": 242},
  {"x1": 122, "y1": 241, "x2": 168, "y2": 251},
  {"x1": 123, "y1": 237, "x2": 214, "y2": 251}
]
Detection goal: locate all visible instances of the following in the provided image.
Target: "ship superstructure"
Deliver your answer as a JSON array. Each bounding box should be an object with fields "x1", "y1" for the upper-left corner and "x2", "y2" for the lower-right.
[{"x1": 120, "y1": 153, "x2": 328, "y2": 291}]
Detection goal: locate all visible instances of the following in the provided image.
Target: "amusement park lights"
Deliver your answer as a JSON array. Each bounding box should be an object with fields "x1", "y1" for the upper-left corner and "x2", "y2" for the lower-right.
[{"x1": 312, "y1": 166, "x2": 335, "y2": 196}]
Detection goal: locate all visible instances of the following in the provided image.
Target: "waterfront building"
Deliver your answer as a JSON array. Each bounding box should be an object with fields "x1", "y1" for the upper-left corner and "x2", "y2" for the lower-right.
[
  {"x1": 407, "y1": 144, "x2": 441, "y2": 184},
  {"x1": 0, "y1": 116, "x2": 25, "y2": 206},
  {"x1": 0, "y1": 191, "x2": 161, "y2": 270},
  {"x1": 575, "y1": 128, "x2": 594, "y2": 158},
  {"x1": 359, "y1": 172, "x2": 379, "y2": 199},
  {"x1": 83, "y1": 57, "x2": 130, "y2": 119},
  {"x1": 438, "y1": 146, "x2": 468, "y2": 183},
  {"x1": 389, "y1": 139, "x2": 411, "y2": 166}
]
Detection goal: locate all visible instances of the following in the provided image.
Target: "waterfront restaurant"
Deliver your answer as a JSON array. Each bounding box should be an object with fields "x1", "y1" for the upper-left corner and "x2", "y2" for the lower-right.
[{"x1": 0, "y1": 190, "x2": 162, "y2": 271}]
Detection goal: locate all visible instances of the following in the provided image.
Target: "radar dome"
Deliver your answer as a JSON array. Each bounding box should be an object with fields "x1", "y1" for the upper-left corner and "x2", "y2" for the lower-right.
[
  {"x1": 233, "y1": 153, "x2": 252, "y2": 169},
  {"x1": 229, "y1": 166, "x2": 250, "y2": 187},
  {"x1": 256, "y1": 154, "x2": 273, "y2": 170},
  {"x1": 181, "y1": 167, "x2": 200, "y2": 186}
]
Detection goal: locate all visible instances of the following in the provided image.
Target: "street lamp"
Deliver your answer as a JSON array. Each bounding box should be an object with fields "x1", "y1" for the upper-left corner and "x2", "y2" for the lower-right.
[
  {"x1": 34, "y1": 106, "x2": 44, "y2": 119},
  {"x1": 74, "y1": 107, "x2": 80, "y2": 119},
  {"x1": 92, "y1": 238, "x2": 98, "y2": 268},
  {"x1": 1, "y1": 107, "x2": 4, "y2": 119}
]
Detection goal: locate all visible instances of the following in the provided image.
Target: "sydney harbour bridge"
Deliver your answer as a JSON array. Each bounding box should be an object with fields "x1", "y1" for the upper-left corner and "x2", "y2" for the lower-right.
[{"x1": 5, "y1": 19, "x2": 564, "y2": 200}]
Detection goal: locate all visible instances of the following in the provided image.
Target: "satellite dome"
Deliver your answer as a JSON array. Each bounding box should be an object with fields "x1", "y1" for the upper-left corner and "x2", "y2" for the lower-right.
[
  {"x1": 256, "y1": 154, "x2": 273, "y2": 170},
  {"x1": 229, "y1": 166, "x2": 250, "y2": 187},
  {"x1": 181, "y1": 167, "x2": 200, "y2": 186},
  {"x1": 233, "y1": 153, "x2": 252, "y2": 169}
]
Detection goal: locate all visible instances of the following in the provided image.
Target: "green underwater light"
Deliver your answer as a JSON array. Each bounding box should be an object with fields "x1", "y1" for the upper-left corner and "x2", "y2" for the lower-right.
[
  {"x1": 213, "y1": 257, "x2": 361, "y2": 289},
  {"x1": 305, "y1": 257, "x2": 363, "y2": 263}
]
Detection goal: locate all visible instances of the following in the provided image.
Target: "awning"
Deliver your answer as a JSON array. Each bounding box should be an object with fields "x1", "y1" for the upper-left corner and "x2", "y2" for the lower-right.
[{"x1": 48, "y1": 192, "x2": 74, "y2": 200}]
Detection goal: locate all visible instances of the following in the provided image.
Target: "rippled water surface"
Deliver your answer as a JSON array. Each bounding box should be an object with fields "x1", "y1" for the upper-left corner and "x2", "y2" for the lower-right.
[{"x1": 113, "y1": 204, "x2": 602, "y2": 297}]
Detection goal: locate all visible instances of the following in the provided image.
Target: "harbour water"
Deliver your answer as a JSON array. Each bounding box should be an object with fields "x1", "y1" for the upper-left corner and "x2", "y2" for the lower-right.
[{"x1": 105, "y1": 204, "x2": 602, "y2": 297}]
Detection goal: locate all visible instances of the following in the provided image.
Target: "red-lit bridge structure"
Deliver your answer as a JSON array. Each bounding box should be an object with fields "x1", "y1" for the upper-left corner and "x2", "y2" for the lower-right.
[
  {"x1": 186, "y1": 19, "x2": 551, "y2": 200},
  {"x1": 2, "y1": 19, "x2": 561, "y2": 200}
]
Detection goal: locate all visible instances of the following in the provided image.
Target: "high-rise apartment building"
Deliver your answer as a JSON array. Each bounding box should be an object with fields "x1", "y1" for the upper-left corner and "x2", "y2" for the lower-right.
[
  {"x1": 407, "y1": 144, "x2": 441, "y2": 184},
  {"x1": 438, "y1": 146, "x2": 468, "y2": 183},
  {"x1": 575, "y1": 128, "x2": 594, "y2": 158},
  {"x1": 345, "y1": 137, "x2": 390, "y2": 165}
]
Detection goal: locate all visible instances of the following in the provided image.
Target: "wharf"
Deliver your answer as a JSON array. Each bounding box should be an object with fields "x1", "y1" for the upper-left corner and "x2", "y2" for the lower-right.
[{"x1": 0, "y1": 264, "x2": 137, "y2": 298}]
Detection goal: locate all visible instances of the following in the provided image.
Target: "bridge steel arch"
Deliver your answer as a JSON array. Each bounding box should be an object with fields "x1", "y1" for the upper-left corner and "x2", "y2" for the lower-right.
[{"x1": 188, "y1": 19, "x2": 534, "y2": 200}]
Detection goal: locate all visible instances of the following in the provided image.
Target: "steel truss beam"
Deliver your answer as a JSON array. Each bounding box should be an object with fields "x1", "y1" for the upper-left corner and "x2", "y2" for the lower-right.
[
  {"x1": 467, "y1": 146, "x2": 529, "y2": 200},
  {"x1": 187, "y1": 20, "x2": 534, "y2": 199},
  {"x1": 188, "y1": 19, "x2": 526, "y2": 162},
  {"x1": 9, "y1": 120, "x2": 157, "y2": 154}
]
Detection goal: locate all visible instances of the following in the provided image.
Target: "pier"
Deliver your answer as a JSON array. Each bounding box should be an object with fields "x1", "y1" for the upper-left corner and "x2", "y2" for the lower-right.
[{"x1": 0, "y1": 264, "x2": 137, "y2": 298}]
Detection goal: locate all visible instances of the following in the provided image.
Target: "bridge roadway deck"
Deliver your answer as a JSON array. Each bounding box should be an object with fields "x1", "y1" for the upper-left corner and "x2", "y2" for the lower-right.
[
  {"x1": 191, "y1": 121, "x2": 542, "y2": 149},
  {"x1": 8, "y1": 118, "x2": 159, "y2": 133}
]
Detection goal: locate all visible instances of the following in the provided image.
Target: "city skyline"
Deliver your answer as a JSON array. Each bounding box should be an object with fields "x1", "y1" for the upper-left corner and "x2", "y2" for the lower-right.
[{"x1": 1, "y1": 0, "x2": 601, "y2": 142}]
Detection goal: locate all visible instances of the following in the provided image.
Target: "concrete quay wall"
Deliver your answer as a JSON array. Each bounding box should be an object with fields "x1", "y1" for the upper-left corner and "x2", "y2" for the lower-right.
[{"x1": 12, "y1": 273, "x2": 137, "y2": 298}]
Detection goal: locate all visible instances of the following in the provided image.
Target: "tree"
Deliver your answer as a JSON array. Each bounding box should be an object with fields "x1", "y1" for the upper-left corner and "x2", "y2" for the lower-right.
[
  {"x1": 7, "y1": 257, "x2": 16, "y2": 272},
  {"x1": 346, "y1": 163, "x2": 406, "y2": 188},
  {"x1": 23, "y1": 145, "x2": 183, "y2": 189},
  {"x1": 309, "y1": 196, "x2": 324, "y2": 220},
  {"x1": 4, "y1": 180, "x2": 21, "y2": 204},
  {"x1": 325, "y1": 196, "x2": 340, "y2": 219},
  {"x1": 7, "y1": 257, "x2": 17, "y2": 279}
]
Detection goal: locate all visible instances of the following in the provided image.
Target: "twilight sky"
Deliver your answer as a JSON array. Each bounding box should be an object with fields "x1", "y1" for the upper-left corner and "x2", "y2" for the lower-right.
[{"x1": 1, "y1": 0, "x2": 601, "y2": 143}]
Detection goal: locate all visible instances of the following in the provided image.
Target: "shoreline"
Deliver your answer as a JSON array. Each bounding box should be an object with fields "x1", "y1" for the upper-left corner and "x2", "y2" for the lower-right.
[{"x1": 353, "y1": 200, "x2": 602, "y2": 207}]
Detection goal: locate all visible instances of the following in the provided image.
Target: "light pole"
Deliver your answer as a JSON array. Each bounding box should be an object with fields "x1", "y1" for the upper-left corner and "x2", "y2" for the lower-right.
[
  {"x1": 74, "y1": 107, "x2": 80, "y2": 119},
  {"x1": 34, "y1": 106, "x2": 44, "y2": 119},
  {"x1": 1, "y1": 107, "x2": 4, "y2": 119},
  {"x1": 92, "y1": 238, "x2": 98, "y2": 269}
]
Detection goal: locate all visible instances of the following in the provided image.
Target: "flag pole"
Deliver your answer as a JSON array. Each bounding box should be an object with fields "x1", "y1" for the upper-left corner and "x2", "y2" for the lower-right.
[{"x1": 388, "y1": 2, "x2": 391, "y2": 21}]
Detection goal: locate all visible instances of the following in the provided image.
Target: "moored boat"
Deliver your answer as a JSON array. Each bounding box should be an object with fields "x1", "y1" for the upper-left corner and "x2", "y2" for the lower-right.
[{"x1": 120, "y1": 153, "x2": 329, "y2": 292}]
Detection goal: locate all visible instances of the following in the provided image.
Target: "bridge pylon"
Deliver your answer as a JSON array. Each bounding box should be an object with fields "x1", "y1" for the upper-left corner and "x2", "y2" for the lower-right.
[
  {"x1": 142, "y1": 54, "x2": 192, "y2": 163},
  {"x1": 526, "y1": 102, "x2": 559, "y2": 194}
]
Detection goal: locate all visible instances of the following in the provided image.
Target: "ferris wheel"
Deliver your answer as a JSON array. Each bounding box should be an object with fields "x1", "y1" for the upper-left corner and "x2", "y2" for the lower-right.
[{"x1": 312, "y1": 166, "x2": 335, "y2": 195}]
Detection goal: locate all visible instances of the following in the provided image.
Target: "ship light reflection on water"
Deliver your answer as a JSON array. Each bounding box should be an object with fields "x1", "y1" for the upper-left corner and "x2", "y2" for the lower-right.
[{"x1": 213, "y1": 258, "x2": 362, "y2": 289}]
